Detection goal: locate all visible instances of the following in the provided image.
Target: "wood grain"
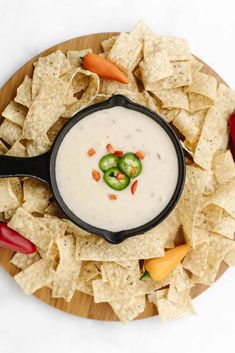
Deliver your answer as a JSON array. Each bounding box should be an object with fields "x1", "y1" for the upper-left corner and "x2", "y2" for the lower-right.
[{"x1": 0, "y1": 32, "x2": 229, "y2": 321}]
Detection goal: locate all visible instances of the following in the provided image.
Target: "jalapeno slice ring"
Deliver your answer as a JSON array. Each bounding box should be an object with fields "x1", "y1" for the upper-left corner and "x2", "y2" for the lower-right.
[
  {"x1": 103, "y1": 167, "x2": 130, "y2": 190},
  {"x1": 99, "y1": 154, "x2": 120, "y2": 172},
  {"x1": 119, "y1": 153, "x2": 142, "y2": 179}
]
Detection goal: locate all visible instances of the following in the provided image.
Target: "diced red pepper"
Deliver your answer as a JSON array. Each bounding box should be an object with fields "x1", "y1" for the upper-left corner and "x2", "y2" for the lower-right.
[
  {"x1": 108, "y1": 194, "x2": 117, "y2": 200},
  {"x1": 92, "y1": 169, "x2": 101, "y2": 182},
  {"x1": 114, "y1": 150, "x2": 124, "y2": 157},
  {"x1": 229, "y1": 112, "x2": 235, "y2": 159},
  {"x1": 106, "y1": 143, "x2": 114, "y2": 154},
  {"x1": 0, "y1": 223, "x2": 36, "y2": 254},
  {"x1": 87, "y1": 148, "x2": 96, "y2": 156},
  {"x1": 116, "y1": 172, "x2": 126, "y2": 180},
  {"x1": 131, "y1": 180, "x2": 138, "y2": 195},
  {"x1": 135, "y1": 151, "x2": 145, "y2": 160}
]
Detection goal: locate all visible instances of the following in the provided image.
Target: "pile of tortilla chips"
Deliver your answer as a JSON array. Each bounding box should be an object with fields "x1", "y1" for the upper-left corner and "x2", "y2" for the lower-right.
[{"x1": 0, "y1": 21, "x2": 235, "y2": 323}]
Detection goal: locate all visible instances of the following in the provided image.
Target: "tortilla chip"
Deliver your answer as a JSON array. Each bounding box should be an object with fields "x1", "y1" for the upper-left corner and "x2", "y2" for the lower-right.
[
  {"x1": 191, "y1": 237, "x2": 234, "y2": 285},
  {"x1": 101, "y1": 36, "x2": 118, "y2": 52},
  {"x1": 131, "y1": 20, "x2": 155, "y2": 42},
  {"x1": 6, "y1": 141, "x2": 27, "y2": 157},
  {"x1": 182, "y1": 242, "x2": 209, "y2": 276},
  {"x1": 22, "y1": 178, "x2": 51, "y2": 214},
  {"x1": 0, "y1": 179, "x2": 19, "y2": 212},
  {"x1": 210, "y1": 182, "x2": 235, "y2": 218},
  {"x1": 149, "y1": 288, "x2": 195, "y2": 322},
  {"x1": 0, "y1": 140, "x2": 8, "y2": 154},
  {"x1": 23, "y1": 75, "x2": 68, "y2": 141},
  {"x1": 64, "y1": 219, "x2": 90, "y2": 237},
  {"x1": 92, "y1": 276, "x2": 167, "y2": 303},
  {"x1": 108, "y1": 32, "x2": 142, "y2": 73},
  {"x1": 156, "y1": 61, "x2": 192, "y2": 89},
  {"x1": 189, "y1": 92, "x2": 213, "y2": 113},
  {"x1": 39, "y1": 215, "x2": 67, "y2": 240},
  {"x1": 14, "y1": 258, "x2": 53, "y2": 295},
  {"x1": 203, "y1": 171, "x2": 218, "y2": 195},
  {"x1": 109, "y1": 295, "x2": 146, "y2": 323},
  {"x1": 202, "y1": 204, "x2": 223, "y2": 224},
  {"x1": 11, "y1": 252, "x2": 41, "y2": 270},
  {"x1": 167, "y1": 286, "x2": 191, "y2": 306},
  {"x1": 194, "y1": 84, "x2": 235, "y2": 170},
  {"x1": 14, "y1": 76, "x2": 32, "y2": 108},
  {"x1": 186, "y1": 72, "x2": 217, "y2": 101},
  {"x1": 26, "y1": 135, "x2": 52, "y2": 157},
  {"x1": 2, "y1": 101, "x2": 27, "y2": 127},
  {"x1": 8, "y1": 207, "x2": 53, "y2": 251},
  {"x1": 213, "y1": 151, "x2": 235, "y2": 184},
  {"x1": 139, "y1": 51, "x2": 173, "y2": 90},
  {"x1": 62, "y1": 69, "x2": 99, "y2": 118},
  {"x1": 76, "y1": 232, "x2": 164, "y2": 261},
  {"x1": 32, "y1": 50, "x2": 71, "y2": 99},
  {"x1": 153, "y1": 88, "x2": 189, "y2": 110},
  {"x1": 224, "y1": 245, "x2": 235, "y2": 266},
  {"x1": 212, "y1": 212, "x2": 235, "y2": 239},
  {"x1": 194, "y1": 228, "x2": 211, "y2": 245},
  {"x1": 173, "y1": 110, "x2": 204, "y2": 143},
  {"x1": 0, "y1": 119, "x2": 22, "y2": 146},
  {"x1": 67, "y1": 49, "x2": 92, "y2": 68},
  {"x1": 47, "y1": 117, "x2": 67, "y2": 143},
  {"x1": 158, "y1": 107, "x2": 179, "y2": 123},
  {"x1": 76, "y1": 261, "x2": 101, "y2": 295},
  {"x1": 157, "y1": 36, "x2": 191, "y2": 61},
  {"x1": 152, "y1": 208, "x2": 181, "y2": 249},
  {"x1": 10, "y1": 177, "x2": 23, "y2": 204},
  {"x1": 101, "y1": 261, "x2": 140, "y2": 291},
  {"x1": 178, "y1": 166, "x2": 208, "y2": 246},
  {"x1": 190, "y1": 56, "x2": 203, "y2": 79},
  {"x1": 99, "y1": 72, "x2": 138, "y2": 95},
  {"x1": 52, "y1": 235, "x2": 81, "y2": 301},
  {"x1": 61, "y1": 67, "x2": 90, "y2": 96}
]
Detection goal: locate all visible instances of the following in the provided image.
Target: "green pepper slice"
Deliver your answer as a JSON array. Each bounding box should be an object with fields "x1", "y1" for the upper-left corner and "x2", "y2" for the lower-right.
[
  {"x1": 99, "y1": 154, "x2": 120, "y2": 172},
  {"x1": 119, "y1": 153, "x2": 142, "y2": 179},
  {"x1": 103, "y1": 167, "x2": 130, "y2": 190}
]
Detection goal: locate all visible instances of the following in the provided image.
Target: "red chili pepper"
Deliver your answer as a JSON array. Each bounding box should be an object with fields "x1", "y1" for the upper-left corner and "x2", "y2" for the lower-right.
[
  {"x1": 114, "y1": 151, "x2": 124, "y2": 157},
  {"x1": 229, "y1": 111, "x2": 235, "y2": 159},
  {"x1": 0, "y1": 223, "x2": 36, "y2": 254}
]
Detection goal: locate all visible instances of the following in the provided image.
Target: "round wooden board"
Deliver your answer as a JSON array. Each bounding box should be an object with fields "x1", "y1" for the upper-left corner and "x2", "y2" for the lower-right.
[{"x1": 0, "y1": 32, "x2": 229, "y2": 321}]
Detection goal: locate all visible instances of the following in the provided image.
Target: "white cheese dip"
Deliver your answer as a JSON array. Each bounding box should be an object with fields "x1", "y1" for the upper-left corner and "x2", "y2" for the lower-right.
[{"x1": 55, "y1": 107, "x2": 179, "y2": 232}]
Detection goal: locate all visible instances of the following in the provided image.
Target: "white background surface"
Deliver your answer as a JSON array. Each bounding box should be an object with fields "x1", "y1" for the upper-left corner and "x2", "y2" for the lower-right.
[{"x1": 0, "y1": 1, "x2": 235, "y2": 352}]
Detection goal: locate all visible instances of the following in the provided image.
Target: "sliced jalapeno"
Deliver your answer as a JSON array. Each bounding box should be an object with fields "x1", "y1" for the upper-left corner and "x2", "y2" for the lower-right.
[
  {"x1": 103, "y1": 167, "x2": 130, "y2": 190},
  {"x1": 99, "y1": 154, "x2": 120, "y2": 172},
  {"x1": 119, "y1": 153, "x2": 142, "y2": 179}
]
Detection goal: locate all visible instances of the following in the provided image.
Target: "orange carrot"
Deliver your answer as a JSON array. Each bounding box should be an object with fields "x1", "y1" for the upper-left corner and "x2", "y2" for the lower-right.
[
  {"x1": 83, "y1": 53, "x2": 128, "y2": 84},
  {"x1": 141, "y1": 244, "x2": 190, "y2": 281}
]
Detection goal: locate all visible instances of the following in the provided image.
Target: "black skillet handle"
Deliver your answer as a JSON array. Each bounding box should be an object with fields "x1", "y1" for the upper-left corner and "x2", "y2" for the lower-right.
[{"x1": 0, "y1": 151, "x2": 51, "y2": 184}]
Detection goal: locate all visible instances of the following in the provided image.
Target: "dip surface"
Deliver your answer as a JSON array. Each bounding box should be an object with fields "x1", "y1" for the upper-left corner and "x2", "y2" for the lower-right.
[{"x1": 55, "y1": 107, "x2": 179, "y2": 232}]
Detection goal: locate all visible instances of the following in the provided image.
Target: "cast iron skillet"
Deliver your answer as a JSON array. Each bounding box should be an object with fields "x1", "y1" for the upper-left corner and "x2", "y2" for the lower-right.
[{"x1": 0, "y1": 95, "x2": 185, "y2": 244}]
